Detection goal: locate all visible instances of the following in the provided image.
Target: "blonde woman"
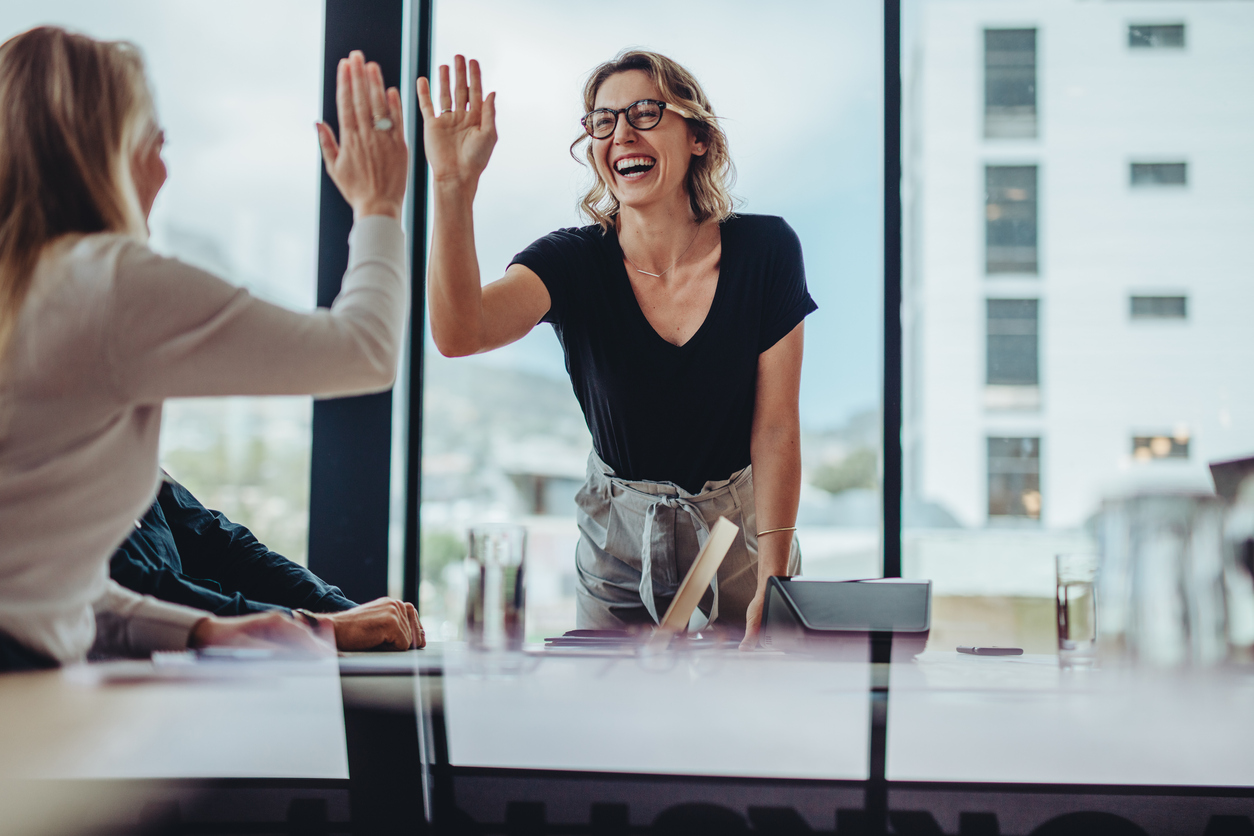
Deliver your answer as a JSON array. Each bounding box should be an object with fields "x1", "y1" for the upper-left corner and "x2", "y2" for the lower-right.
[
  {"x1": 419, "y1": 51, "x2": 815, "y2": 648},
  {"x1": 0, "y1": 27, "x2": 414, "y2": 670}
]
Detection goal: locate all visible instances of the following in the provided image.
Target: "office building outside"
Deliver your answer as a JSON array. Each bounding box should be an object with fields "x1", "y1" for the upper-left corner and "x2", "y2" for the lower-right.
[{"x1": 900, "y1": 0, "x2": 1254, "y2": 634}]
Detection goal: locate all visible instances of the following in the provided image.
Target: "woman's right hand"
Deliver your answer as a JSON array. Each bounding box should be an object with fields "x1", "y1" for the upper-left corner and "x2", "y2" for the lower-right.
[
  {"x1": 417, "y1": 55, "x2": 497, "y2": 188},
  {"x1": 188, "y1": 611, "x2": 334, "y2": 655},
  {"x1": 316, "y1": 50, "x2": 409, "y2": 220}
]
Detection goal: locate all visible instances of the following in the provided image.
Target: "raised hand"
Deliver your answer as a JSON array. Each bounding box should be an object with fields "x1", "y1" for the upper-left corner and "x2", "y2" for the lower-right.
[
  {"x1": 416, "y1": 55, "x2": 497, "y2": 187},
  {"x1": 316, "y1": 50, "x2": 409, "y2": 220}
]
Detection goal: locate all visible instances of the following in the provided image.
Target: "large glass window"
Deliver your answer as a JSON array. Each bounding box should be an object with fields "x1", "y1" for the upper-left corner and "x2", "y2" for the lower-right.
[
  {"x1": 1132, "y1": 433, "x2": 1190, "y2": 461},
  {"x1": 1, "y1": 2, "x2": 324, "y2": 564},
  {"x1": 422, "y1": 0, "x2": 884, "y2": 640},
  {"x1": 984, "y1": 28, "x2": 1037, "y2": 139},
  {"x1": 1129, "y1": 23, "x2": 1185, "y2": 50},
  {"x1": 1130, "y1": 294, "x2": 1187, "y2": 319},
  {"x1": 985, "y1": 165, "x2": 1039, "y2": 274},
  {"x1": 986, "y1": 299, "x2": 1040, "y2": 387},
  {"x1": 1131, "y1": 162, "x2": 1187, "y2": 187},
  {"x1": 987, "y1": 436, "x2": 1042, "y2": 520},
  {"x1": 904, "y1": 0, "x2": 1254, "y2": 654}
]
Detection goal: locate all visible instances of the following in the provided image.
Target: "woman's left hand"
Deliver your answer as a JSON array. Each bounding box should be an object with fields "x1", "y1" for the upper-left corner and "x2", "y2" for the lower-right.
[
  {"x1": 739, "y1": 591, "x2": 767, "y2": 651},
  {"x1": 316, "y1": 50, "x2": 409, "y2": 220}
]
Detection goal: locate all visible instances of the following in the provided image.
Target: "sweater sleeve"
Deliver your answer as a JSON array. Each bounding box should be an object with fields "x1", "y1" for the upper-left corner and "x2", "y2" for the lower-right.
[
  {"x1": 91, "y1": 580, "x2": 207, "y2": 657},
  {"x1": 105, "y1": 216, "x2": 407, "y2": 401}
]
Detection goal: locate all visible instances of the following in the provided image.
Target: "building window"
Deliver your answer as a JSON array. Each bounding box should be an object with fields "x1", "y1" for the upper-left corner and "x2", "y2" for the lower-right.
[
  {"x1": 1130, "y1": 295, "x2": 1187, "y2": 319},
  {"x1": 1129, "y1": 24, "x2": 1185, "y2": 49},
  {"x1": 988, "y1": 437, "x2": 1041, "y2": 519},
  {"x1": 1133, "y1": 434, "x2": 1190, "y2": 461},
  {"x1": 987, "y1": 299, "x2": 1039, "y2": 386},
  {"x1": 986, "y1": 166, "x2": 1038, "y2": 274},
  {"x1": 1131, "y1": 162, "x2": 1187, "y2": 187},
  {"x1": 984, "y1": 29, "x2": 1037, "y2": 138}
]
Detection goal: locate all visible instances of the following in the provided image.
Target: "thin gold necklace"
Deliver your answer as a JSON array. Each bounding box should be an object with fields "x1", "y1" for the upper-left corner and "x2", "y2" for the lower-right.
[{"x1": 621, "y1": 222, "x2": 703, "y2": 278}]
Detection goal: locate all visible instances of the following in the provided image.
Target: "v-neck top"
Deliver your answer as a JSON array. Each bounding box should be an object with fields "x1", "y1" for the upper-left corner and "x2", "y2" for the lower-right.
[{"x1": 511, "y1": 213, "x2": 816, "y2": 493}]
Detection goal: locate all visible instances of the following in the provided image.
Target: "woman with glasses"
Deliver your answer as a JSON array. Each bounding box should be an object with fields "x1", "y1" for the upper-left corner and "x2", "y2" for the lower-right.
[{"x1": 419, "y1": 51, "x2": 815, "y2": 649}]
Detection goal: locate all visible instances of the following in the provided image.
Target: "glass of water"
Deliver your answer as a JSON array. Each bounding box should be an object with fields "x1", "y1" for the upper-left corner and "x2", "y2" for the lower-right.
[
  {"x1": 1057, "y1": 553, "x2": 1098, "y2": 668},
  {"x1": 465, "y1": 524, "x2": 527, "y2": 652}
]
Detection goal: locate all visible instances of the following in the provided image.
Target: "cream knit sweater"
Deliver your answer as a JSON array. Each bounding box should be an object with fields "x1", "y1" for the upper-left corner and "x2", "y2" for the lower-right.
[{"x1": 0, "y1": 216, "x2": 407, "y2": 663}]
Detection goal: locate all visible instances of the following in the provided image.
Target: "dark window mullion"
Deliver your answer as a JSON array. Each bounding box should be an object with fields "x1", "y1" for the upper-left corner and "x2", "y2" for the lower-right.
[
  {"x1": 308, "y1": 0, "x2": 407, "y2": 604},
  {"x1": 883, "y1": 0, "x2": 904, "y2": 581},
  {"x1": 404, "y1": 1, "x2": 435, "y2": 607}
]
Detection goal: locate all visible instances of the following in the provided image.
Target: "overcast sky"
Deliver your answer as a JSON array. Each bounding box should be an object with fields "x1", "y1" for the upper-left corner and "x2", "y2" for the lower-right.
[
  {"x1": 435, "y1": 0, "x2": 884, "y2": 430},
  {"x1": 0, "y1": 0, "x2": 324, "y2": 309},
  {"x1": 1, "y1": 0, "x2": 883, "y2": 431}
]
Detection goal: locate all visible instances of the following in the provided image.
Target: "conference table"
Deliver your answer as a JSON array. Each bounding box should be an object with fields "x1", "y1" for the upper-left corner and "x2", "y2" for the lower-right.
[{"x1": 0, "y1": 643, "x2": 1251, "y2": 834}]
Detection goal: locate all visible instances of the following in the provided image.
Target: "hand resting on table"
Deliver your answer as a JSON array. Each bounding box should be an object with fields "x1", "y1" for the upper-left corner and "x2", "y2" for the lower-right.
[{"x1": 318, "y1": 597, "x2": 425, "y2": 651}]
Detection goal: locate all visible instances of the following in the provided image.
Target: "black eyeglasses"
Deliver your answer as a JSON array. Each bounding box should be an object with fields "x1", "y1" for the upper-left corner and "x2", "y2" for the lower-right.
[{"x1": 580, "y1": 99, "x2": 687, "y2": 140}]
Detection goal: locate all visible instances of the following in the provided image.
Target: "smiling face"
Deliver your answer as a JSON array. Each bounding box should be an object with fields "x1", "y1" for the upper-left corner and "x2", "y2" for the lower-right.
[{"x1": 591, "y1": 69, "x2": 707, "y2": 218}]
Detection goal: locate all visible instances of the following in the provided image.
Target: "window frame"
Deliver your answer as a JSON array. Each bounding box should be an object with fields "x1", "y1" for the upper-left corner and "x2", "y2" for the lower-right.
[
  {"x1": 985, "y1": 164, "x2": 1040, "y2": 275},
  {"x1": 987, "y1": 436, "x2": 1043, "y2": 521},
  {"x1": 1132, "y1": 434, "x2": 1190, "y2": 461},
  {"x1": 986, "y1": 298, "x2": 1041, "y2": 387},
  {"x1": 983, "y1": 27, "x2": 1038, "y2": 139},
  {"x1": 1128, "y1": 23, "x2": 1186, "y2": 50},
  {"x1": 1130, "y1": 295, "x2": 1188, "y2": 320},
  {"x1": 1130, "y1": 162, "x2": 1188, "y2": 188},
  {"x1": 307, "y1": 0, "x2": 430, "y2": 603}
]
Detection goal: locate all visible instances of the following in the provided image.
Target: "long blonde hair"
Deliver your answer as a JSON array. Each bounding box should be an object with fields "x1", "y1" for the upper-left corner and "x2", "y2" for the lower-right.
[
  {"x1": 571, "y1": 50, "x2": 735, "y2": 231},
  {"x1": 0, "y1": 26, "x2": 155, "y2": 360}
]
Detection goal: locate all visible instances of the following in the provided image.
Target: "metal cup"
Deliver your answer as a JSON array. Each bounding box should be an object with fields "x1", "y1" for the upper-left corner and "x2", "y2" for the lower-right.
[{"x1": 465, "y1": 524, "x2": 527, "y2": 652}]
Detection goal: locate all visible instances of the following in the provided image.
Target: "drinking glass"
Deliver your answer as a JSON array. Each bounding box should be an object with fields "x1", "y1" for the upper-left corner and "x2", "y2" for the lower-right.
[
  {"x1": 1056, "y1": 553, "x2": 1098, "y2": 668},
  {"x1": 465, "y1": 524, "x2": 527, "y2": 652}
]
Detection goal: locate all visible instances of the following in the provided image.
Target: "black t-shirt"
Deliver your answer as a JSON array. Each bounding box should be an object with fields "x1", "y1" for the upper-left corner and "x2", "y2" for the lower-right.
[{"x1": 511, "y1": 213, "x2": 817, "y2": 494}]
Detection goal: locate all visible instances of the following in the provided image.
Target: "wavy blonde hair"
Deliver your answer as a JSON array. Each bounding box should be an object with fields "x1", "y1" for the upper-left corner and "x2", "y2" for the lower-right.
[
  {"x1": 0, "y1": 26, "x2": 155, "y2": 361},
  {"x1": 571, "y1": 50, "x2": 735, "y2": 231}
]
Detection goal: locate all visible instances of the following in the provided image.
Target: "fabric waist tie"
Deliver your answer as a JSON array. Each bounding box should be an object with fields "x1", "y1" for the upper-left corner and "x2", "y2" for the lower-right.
[
  {"x1": 638, "y1": 493, "x2": 719, "y2": 627},
  {"x1": 582, "y1": 450, "x2": 749, "y2": 628}
]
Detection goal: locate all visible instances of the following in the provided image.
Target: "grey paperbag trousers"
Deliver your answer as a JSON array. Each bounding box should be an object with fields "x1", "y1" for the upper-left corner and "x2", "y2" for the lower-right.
[{"x1": 573, "y1": 451, "x2": 801, "y2": 633}]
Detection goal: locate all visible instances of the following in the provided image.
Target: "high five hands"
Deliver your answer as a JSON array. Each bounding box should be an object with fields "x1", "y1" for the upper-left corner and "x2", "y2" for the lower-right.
[
  {"x1": 316, "y1": 50, "x2": 409, "y2": 220},
  {"x1": 417, "y1": 55, "x2": 498, "y2": 187}
]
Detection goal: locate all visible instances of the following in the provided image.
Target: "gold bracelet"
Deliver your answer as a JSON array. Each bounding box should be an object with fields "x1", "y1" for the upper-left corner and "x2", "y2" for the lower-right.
[{"x1": 756, "y1": 526, "x2": 797, "y2": 537}]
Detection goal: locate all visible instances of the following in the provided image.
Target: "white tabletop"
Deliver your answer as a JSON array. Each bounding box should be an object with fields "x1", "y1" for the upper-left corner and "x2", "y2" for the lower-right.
[
  {"x1": 0, "y1": 657, "x2": 349, "y2": 781},
  {"x1": 440, "y1": 645, "x2": 872, "y2": 780},
  {"x1": 887, "y1": 651, "x2": 1254, "y2": 786}
]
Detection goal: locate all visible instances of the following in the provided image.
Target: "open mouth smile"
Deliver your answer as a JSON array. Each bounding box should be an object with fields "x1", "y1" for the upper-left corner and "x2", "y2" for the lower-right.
[{"x1": 613, "y1": 155, "x2": 656, "y2": 180}]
